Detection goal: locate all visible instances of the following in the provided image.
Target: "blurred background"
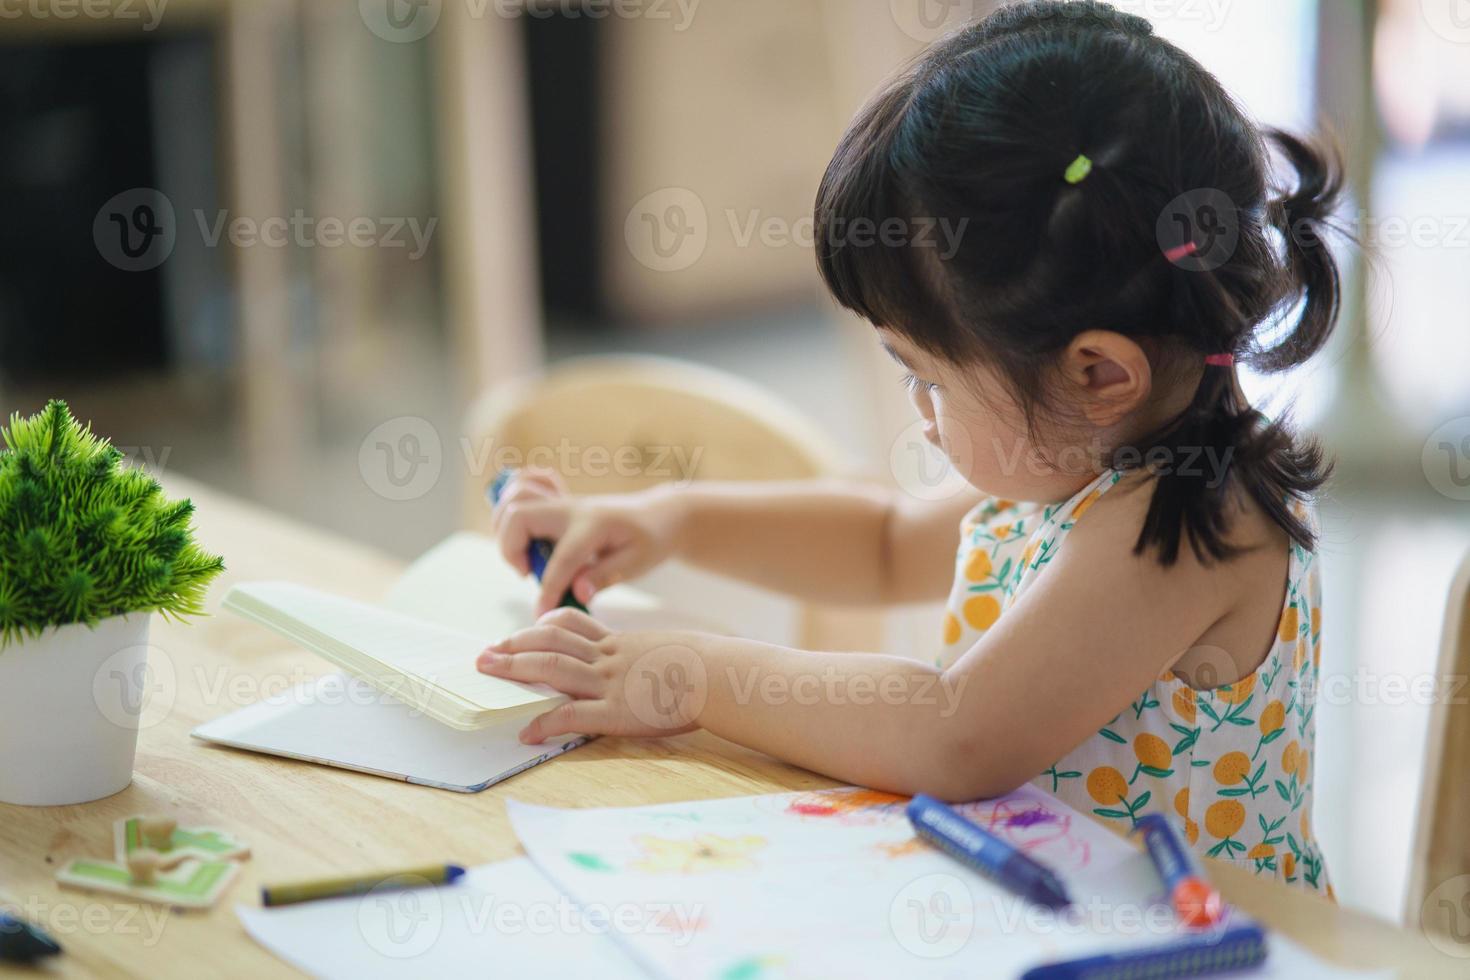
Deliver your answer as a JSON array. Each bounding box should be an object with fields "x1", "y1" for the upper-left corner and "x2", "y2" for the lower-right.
[{"x1": 1, "y1": 0, "x2": 1467, "y2": 927}]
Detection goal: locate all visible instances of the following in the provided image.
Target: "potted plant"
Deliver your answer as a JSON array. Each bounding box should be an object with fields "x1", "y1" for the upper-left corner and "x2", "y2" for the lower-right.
[{"x1": 0, "y1": 401, "x2": 224, "y2": 806}]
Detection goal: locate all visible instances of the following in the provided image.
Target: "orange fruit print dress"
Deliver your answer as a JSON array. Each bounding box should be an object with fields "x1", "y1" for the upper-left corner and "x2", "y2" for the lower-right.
[{"x1": 938, "y1": 469, "x2": 1332, "y2": 896}]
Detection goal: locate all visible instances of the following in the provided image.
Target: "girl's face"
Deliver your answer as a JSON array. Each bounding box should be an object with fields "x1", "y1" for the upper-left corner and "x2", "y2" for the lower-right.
[{"x1": 878, "y1": 329, "x2": 1110, "y2": 503}]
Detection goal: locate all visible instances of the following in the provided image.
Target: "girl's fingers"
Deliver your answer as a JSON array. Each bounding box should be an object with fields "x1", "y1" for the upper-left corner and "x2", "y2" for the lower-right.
[
  {"x1": 519, "y1": 466, "x2": 568, "y2": 496},
  {"x1": 535, "y1": 528, "x2": 601, "y2": 616},
  {"x1": 497, "y1": 500, "x2": 571, "y2": 576},
  {"x1": 519, "y1": 699, "x2": 608, "y2": 745},
  {"x1": 489, "y1": 470, "x2": 560, "y2": 532},
  {"x1": 476, "y1": 650, "x2": 602, "y2": 697},
  {"x1": 536, "y1": 607, "x2": 610, "y2": 643},
  {"x1": 569, "y1": 547, "x2": 641, "y2": 605},
  {"x1": 485, "y1": 624, "x2": 601, "y2": 662}
]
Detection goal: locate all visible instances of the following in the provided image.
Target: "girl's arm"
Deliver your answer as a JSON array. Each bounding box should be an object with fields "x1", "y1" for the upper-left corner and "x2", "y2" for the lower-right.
[
  {"x1": 496, "y1": 471, "x2": 981, "y2": 613},
  {"x1": 673, "y1": 481, "x2": 981, "y2": 605},
  {"x1": 480, "y1": 481, "x2": 1245, "y2": 800}
]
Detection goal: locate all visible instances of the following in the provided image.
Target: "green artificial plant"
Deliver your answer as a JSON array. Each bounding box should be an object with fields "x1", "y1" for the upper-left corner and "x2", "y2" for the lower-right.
[{"x1": 0, "y1": 400, "x2": 225, "y2": 647}]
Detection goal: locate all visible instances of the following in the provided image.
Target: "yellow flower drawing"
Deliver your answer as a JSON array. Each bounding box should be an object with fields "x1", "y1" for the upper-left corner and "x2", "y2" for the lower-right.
[{"x1": 630, "y1": 834, "x2": 766, "y2": 874}]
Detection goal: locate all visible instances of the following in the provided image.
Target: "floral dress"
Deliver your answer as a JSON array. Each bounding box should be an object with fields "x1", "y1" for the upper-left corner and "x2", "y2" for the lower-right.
[{"x1": 938, "y1": 469, "x2": 1332, "y2": 896}]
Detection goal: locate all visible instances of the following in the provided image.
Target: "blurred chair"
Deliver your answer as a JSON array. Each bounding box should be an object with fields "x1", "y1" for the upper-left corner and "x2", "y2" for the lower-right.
[
  {"x1": 462, "y1": 355, "x2": 883, "y2": 652},
  {"x1": 1404, "y1": 547, "x2": 1470, "y2": 931}
]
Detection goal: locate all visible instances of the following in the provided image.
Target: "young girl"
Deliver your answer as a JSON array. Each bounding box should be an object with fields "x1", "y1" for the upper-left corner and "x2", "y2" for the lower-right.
[{"x1": 478, "y1": 0, "x2": 1339, "y2": 894}]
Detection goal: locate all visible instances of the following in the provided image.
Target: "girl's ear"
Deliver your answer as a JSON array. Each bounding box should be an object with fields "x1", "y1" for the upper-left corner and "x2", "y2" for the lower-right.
[{"x1": 1062, "y1": 330, "x2": 1153, "y2": 427}]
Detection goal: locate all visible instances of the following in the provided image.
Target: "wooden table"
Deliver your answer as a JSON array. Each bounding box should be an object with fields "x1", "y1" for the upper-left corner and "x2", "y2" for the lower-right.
[{"x1": 0, "y1": 479, "x2": 1460, "y2": 978}]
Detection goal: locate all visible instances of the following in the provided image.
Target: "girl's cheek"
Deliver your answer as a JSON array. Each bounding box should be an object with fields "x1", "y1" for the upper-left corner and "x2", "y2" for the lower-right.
[{"x1": 907, "y1": 385, "x2": 936, "y2": 421}]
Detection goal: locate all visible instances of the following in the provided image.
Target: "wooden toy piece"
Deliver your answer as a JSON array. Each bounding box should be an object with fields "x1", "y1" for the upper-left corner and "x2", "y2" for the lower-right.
[
  {"x1": 113, "y1": 815, "x2": 251, "y2": 870},
  {"x1": 139, "y1": 815, "x2": 177, "y2": 852},
  {"x1": 127, "y1": 849, "x2": 162, "y2": 884},
  {"x1": 57, "y1": 857, "x2": 240, "y2": 910}
]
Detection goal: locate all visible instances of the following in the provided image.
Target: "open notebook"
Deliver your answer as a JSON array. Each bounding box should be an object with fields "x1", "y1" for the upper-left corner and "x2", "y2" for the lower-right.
[
  {"x1": 222, "y1": 533, "x2": 658, "y2": 731},
  {"x1": 196, "y1": 533, "x2": 664, "y2": 791}
]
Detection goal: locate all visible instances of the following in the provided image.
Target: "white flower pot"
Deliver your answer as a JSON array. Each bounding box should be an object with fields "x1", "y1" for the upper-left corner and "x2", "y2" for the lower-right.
[{"x1": 0, "y1": 613, "x2": 152, "y2": 806}]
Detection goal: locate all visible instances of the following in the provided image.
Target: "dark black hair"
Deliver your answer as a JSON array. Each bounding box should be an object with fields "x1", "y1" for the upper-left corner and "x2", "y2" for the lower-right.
[{"x1": 815, "y1": 0, "x2": 1344, "y2": 565}]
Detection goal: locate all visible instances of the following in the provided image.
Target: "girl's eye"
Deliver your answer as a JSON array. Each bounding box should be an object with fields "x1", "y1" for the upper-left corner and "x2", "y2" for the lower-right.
[{"x1": 902, "y1": 374, "x2": 940, "y2": 394}]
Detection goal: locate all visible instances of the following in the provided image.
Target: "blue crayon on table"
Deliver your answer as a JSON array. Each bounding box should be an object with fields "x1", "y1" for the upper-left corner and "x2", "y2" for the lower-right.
[
  {"x1": 1020, "y1": 919, "x2": 1268, "y2": 980},
  {"x1": 1134, "y1": 813, "x2": 1224, "y2": 928},
  {"x1": 0, "y1": 909, "x2": 62, "y2": 964},
  {"x1": 487, "y1": 469, "x2": 588, "y2": 613},
  {"x1": 906, "y1": 794, "x2": 1072, "y2": 909}
]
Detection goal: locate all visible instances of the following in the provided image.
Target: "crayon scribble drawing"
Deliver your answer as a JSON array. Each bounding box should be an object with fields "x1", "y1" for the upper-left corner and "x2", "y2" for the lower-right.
[
  {"x1": 778, "y1": 788, "x2": 907, "y2": 825},
  {"x1": 508, "y1": 783, "x2": 1142, "y2": 978},
  {"x1": 959, "y1": 797, "x2": 1094, "y2": 871},
  {"x1": 629, "y1": 834, "x2": 767, "y2": 874}
]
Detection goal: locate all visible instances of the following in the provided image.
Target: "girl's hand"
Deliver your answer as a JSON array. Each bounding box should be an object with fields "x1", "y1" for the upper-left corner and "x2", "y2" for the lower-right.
[
  {"x1": 490, "y1": 468, "x2": 686, "y2": 615},
  {"x1": 476, "y1": 608, "x2": 708, "y2": 744}
]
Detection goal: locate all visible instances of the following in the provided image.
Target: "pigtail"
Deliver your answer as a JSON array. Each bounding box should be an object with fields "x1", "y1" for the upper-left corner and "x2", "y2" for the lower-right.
[
  {"x1": 1131, "y1": 129, "x2": 1345, "y2": 565},
  {"x1": 1250, "y1": 129, "x2": 1345, "y2": 372},
  {"x1": 1130, "y1": 373, "x2": 1330, "y2": 566}
]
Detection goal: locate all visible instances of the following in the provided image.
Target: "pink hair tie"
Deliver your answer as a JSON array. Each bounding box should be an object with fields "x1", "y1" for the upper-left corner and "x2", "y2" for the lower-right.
[
  {"x1": 1204, "y1": 353, "x2": 1235, "y2": 368},
  {"x1": 1164, "y1": 241, "x2": 1200, "y2": 263}
]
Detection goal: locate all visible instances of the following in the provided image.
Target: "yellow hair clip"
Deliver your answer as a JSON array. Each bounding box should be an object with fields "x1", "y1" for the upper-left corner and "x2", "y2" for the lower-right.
[{"x1": 1064, "y1": 154, "x2": 1093, "y2": 185}]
